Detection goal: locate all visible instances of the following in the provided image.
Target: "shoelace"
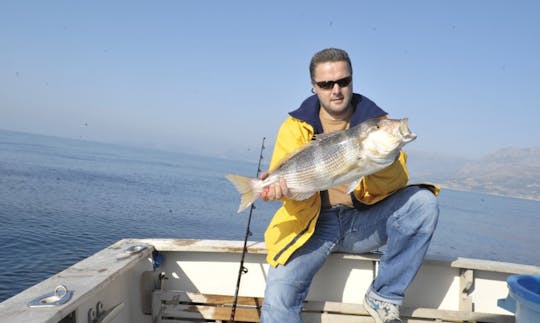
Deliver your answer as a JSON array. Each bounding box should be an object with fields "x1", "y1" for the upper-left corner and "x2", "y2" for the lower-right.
[{"x1": 381, "y1": 302, "x2": 400, "y2": 320}]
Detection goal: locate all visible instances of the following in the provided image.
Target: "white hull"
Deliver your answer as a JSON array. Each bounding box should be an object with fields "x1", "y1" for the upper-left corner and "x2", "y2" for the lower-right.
[{"x1": 1, "y1": 238, "x2": 538, "y2": 322}]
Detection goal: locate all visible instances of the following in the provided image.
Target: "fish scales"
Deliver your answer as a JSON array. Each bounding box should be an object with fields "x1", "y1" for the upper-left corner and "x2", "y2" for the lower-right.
[
  {"x1": 281, "y1": 151, "x2": 343, "y2": 187},
  {"x1": 284, "y1": 133, "x2": 357, "y2": 185}
]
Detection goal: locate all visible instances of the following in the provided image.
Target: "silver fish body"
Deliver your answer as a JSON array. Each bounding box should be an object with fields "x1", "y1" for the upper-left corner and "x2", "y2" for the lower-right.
[{"x1": 226, "y1": 118, "x2": 416, "y2": 212}]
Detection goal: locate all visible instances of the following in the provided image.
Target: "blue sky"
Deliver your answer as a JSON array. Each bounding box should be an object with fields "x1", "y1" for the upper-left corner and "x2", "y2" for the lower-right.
[{"x1": 1, "y1": 1, "x2": 539, "y2": 160}]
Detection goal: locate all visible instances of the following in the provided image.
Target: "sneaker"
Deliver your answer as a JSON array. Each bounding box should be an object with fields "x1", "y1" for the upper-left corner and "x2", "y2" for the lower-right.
[{"x1": 364, "y1": 293, "x2": 402, "y2": 323}]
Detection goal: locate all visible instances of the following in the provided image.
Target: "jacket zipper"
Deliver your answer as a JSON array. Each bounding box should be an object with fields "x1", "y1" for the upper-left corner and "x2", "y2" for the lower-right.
[{"x1": 273, "y1": 212, "x2": 318, "y2": 262}]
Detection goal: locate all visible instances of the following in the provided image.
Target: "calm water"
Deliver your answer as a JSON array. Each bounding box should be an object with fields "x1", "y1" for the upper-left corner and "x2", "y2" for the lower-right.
[{"x1": 1, "y1": 129, "x2": 539, "y2": 302}]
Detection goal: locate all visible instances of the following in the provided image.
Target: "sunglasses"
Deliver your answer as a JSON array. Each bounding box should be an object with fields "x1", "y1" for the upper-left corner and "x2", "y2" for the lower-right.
[{"x1": 314, "y1": 76, "x2": 352, "y2": 90}]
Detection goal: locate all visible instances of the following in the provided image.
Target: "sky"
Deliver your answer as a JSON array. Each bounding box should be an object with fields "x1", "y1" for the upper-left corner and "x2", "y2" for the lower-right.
[{"x1": 1, "y1": 1, "x2": 539, "y2": 160}]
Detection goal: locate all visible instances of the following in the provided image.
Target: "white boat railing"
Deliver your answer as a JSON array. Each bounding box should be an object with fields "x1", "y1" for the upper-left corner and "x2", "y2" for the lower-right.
[{"x1": 1, "y1": 238, "x2": 538, "y2": 323}]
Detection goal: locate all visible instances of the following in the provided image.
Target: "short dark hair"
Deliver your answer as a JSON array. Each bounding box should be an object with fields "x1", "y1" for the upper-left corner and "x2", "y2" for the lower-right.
[{"x1": 309, "y1": 48, "x2": 353, "y2": 81}]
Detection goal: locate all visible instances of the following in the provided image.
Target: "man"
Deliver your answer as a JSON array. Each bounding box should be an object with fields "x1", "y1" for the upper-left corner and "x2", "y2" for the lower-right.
[{"x1": 259, "y1": 48, "x2": 440, "y2": 323}]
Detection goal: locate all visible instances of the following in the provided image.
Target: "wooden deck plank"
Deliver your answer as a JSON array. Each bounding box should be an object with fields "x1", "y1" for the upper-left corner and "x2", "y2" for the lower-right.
[
  {"x1": 162, "y1": 304, "x2": 260, "y2": 322},
  {"x1": 159, "y1": 290, "x2": 263, "y2": 307}
]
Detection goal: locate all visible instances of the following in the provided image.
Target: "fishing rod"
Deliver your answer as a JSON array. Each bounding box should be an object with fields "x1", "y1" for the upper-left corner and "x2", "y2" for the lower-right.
[{"x1": 230, "y1": 137, "x2": 266, "y2": 322}]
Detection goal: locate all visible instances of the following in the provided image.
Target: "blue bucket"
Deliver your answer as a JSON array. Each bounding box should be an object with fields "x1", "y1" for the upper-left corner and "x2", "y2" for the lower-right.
[{"x1": 499, "y1": 275, "x2": 540, "y2": 323}]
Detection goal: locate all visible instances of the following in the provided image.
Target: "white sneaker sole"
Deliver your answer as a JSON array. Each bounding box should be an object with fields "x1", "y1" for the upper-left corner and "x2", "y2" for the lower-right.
[{"x1": 364, "y1": 298, "x2": 384, "y2": 323}]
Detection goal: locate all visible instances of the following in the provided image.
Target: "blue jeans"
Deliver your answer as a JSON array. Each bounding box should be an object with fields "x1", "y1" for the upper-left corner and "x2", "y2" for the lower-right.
[{"x1": 260, "y1": 186, "x2": 439, "y2": 323}]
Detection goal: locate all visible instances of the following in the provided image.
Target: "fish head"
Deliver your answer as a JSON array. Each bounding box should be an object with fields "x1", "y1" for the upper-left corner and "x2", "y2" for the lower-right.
[{"x1": 362, "y1": 118, "x2": 416, "y2": 158}]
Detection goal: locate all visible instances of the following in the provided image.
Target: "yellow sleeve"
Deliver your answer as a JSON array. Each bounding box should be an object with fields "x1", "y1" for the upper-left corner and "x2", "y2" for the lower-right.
[
  {"x1": 352, "y1": 150, "x2": 410, "y2": 205},
  {"x1": 269, "y1": 117, "x2": 314, "y2": 171}
]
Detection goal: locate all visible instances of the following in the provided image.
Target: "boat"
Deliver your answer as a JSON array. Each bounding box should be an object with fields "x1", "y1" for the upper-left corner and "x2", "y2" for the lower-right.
[{"x1": 1, "y1": 238, "x2": 539, "y2": 323}]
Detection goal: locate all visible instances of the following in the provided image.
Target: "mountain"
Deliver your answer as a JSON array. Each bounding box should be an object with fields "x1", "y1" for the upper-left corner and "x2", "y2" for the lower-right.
[{"x1": 407, "y1": 148, "x2": 540, "y2": 201}]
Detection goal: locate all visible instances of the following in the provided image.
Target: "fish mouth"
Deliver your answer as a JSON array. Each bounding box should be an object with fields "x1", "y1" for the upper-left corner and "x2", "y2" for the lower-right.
[{"x1": 400, "y1": 119, "x2": 417, "y2": 142}]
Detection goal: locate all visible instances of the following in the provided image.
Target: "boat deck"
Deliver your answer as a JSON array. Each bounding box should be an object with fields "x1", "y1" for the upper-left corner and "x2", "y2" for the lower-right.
[{"x1": 154, "y1": 290, "x2": 515, "y2": 322}]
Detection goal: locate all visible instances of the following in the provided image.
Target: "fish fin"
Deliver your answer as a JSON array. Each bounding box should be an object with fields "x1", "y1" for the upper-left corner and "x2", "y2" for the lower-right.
[
  {"x1": 289, "y1": 191, "x2": 316, "y2": 201},
  {"x1": 225, "y1": 174, "x2": 260, "y2": 213},
  {"x1": 346, "y1": 178, "x2": 363, "y2": 194},
  {"x1": 270, "y1": 143, "x2": 312, "y2": 171},
  {"x1": 312, "y1": 131, "x2": 341, "y2": 141},
  {"x1": 271, "y1": 132, "x2": 343, "y2": 171}
]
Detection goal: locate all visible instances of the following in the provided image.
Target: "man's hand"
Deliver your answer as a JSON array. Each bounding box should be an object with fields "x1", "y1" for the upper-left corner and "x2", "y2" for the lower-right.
[{"x1": 259, "y1": 172, "x2": 289, "y2": 201}]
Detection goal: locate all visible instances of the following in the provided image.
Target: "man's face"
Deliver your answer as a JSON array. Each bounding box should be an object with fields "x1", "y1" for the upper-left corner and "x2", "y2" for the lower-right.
[{"x1": 312, "y1": 61, "x2": 353, "y2": 119}]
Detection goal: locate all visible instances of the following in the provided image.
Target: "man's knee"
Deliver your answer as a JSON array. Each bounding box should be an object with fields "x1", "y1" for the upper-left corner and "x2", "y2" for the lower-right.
[
  {"x1": 409, "y1": 187, "x2": 439, "y2": 233},
  {"x1": 394, "y1": 187, "x2": 439, "y2": 234}
]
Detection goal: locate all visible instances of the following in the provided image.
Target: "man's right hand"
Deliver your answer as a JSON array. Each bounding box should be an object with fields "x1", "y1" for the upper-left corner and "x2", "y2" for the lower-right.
[{"x1": 259, "y1": 172, "x2": 289, "y2": 201}]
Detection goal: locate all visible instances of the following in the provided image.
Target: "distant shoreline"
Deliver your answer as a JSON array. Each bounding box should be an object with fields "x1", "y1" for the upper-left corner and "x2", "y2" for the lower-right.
[{"x1": 437, "y1": 184, "x2": 540, "y2": 202}]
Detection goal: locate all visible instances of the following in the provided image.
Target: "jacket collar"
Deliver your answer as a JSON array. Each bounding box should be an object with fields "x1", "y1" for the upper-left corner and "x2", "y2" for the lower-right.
[{"x1": 289, "y1": 93, "x2": 388, "y2": 134}]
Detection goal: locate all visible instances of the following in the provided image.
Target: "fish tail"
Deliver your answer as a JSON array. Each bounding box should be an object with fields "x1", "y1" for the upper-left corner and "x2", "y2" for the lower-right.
[{"x1": 225, "y1": 174, "x2": 261, "y2": 213}]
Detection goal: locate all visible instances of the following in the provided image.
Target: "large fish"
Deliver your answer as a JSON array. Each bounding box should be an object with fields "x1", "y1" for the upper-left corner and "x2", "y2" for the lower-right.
[{"x1": 226, "y1": 118, "x2": 416, "y2": 212}]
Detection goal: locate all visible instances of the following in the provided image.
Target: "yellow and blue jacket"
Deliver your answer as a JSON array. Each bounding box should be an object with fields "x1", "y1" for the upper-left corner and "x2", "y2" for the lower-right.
[{"x1": 264, "y1": 94, "x2": 439, "y2": 267}]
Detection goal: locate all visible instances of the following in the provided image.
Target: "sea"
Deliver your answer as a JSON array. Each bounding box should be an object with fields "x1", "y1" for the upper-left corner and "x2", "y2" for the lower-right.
[{"x1": 1, "y1": 129, "x2": 539, "y2": 302}]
